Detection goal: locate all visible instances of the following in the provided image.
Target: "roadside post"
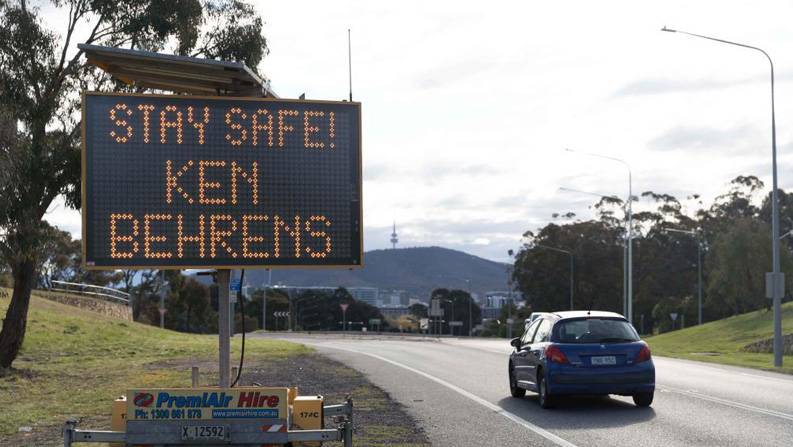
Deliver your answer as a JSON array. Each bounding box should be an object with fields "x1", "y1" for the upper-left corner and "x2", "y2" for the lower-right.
[
  {"x1": 219, "y1": 270, "x2": 231, "y2": 387},
  {"x1": 158, "y1": 270, "x2": 166, "y2": 328},
  {"x1": 429, "y1": 299, "x2": 443, "y2": 336},
  {"x1": 340, "y1": 303, "x2": 350, "y2": 332},
  {"x1": 670, "y1": 312, "x2": 678, "y2": 331},
  {"x1": 66, "y1": 43, "x2": 361, "y2": 446}
]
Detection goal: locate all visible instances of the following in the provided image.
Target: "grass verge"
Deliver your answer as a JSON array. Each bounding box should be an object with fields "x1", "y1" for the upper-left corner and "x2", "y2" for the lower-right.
[
  {"x1": 0, "y1": 289, "x2": 430, "y2": 447},
  {"x1": 646, "y1": 301, "x2": 793, "y2": 374},
  {"x1": 0, "y1": 289, "x2": 309, "y2": 443}
]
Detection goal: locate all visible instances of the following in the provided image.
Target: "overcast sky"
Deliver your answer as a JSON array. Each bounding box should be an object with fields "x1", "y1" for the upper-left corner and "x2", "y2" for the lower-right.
[{"x1": 44, "y1": 0, "x2": 793, "y2": 262}]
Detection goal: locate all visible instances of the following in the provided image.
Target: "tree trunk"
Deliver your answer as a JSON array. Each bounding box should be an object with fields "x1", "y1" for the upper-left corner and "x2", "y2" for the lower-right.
[{"x1": 0, "y1": 259, "x2": 36, "y2": 368}]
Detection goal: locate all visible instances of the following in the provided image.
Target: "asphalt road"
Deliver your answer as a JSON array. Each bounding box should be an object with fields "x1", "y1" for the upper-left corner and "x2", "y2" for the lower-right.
[{"x1": 255, "y1": 333, "x2": 793, "y2": 447}]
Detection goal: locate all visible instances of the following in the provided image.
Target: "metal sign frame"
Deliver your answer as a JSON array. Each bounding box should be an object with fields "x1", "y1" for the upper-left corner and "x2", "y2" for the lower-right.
[
  {"x1": 63, "y1": 399, "x2": 354, "y2": 446},
  {"x1": 81, "y1": 91, "x2": 363, "y2": 270}
]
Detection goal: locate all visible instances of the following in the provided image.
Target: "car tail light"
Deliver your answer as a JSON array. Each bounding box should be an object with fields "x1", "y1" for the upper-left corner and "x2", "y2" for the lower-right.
[
  {"x1": 545, "y1": 344, "x2": 569, "y2": 364},
  {"x1": 636, "y1": 343, "x2": 652, "y2": 363}
]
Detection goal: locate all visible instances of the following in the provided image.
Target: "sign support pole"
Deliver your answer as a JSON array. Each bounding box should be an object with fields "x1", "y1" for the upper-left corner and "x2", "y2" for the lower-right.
[{"x1": 217, "y1": 269, "x2": 231, "y2": 388}]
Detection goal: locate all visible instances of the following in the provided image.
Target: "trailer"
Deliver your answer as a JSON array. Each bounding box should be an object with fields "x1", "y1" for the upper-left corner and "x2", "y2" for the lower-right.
[{"x1": 63, "y1": 387, "x2": 353, "y2": 447}]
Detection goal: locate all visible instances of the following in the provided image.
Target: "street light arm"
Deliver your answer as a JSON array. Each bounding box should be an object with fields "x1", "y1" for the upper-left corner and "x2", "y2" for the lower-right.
[
  {"x1": 662, "y1": 27, "x2": 774, "y2": 69},
  {"x1": 558, "y1": 186, "x2": 622, "y2": 202},
  {"x1": 565, "y1": 148, "x2": 632, "y2": 185}
]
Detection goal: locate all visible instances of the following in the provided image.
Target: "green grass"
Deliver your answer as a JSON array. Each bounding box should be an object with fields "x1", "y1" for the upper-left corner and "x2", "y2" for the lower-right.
[
  {"x1": 0, "y1": 288, "x2": 310, "y2": 437},
  {"x1": 646, "y1": 301, "x2": 793, "y2": 374}
]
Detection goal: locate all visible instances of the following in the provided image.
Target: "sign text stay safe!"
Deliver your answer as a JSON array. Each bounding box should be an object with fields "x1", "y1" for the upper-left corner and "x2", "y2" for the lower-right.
[{"x1": 82, "y1": 93, "x2": 362, "y2": 268}]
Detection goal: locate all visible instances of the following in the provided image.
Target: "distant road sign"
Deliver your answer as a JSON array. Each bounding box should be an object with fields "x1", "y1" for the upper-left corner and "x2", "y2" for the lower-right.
[
  {"x1": 670, "y1": 313, "x2": 678, "y2": 321},
  {"x1": 448, "y1": 321, "x2": 463, "y2": 327},
  {"x1": 369, "y1": 318, "x2": 381, "y2": 326},
  {"x1": 429, "y1": 299, "x2": 443, "y2": 317},
  {"x1": 274, "y1": 311, "x2": 289, "y2": 318},
  {"x1": 229, "y1": 279, "x2": 241, "y2": 292},
  {"x1": 82, "y1": 92, "x2": 362, "y2": 269},
  {"x1": 340, "y1": 303, "x2": 349, "y2": 312},
  {"x1": 506, "y1": 318, "x2": 515, "y2": 324},
  {"x1": 766, "y1": 272, "x2": 785, "y2": 299},
  {"x1": 419, "y1": 318, "x2": 429, "y2": 330}
]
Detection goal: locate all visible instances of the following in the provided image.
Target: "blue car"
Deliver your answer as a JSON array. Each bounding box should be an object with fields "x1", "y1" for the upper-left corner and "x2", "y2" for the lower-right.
[{"x1": 508, "y1": 311, "x2": 655, "y2": 408}]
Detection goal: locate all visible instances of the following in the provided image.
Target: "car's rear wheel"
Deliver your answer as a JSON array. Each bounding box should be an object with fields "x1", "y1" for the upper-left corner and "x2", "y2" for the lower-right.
[
  {"x1": 509, "y1": 365, "x2": 525, "y2": 398},
  {"x1": 537, "y1": 372, "x2": 553, "y2": 409},
  {"x1": 632, "y1": 392, "x2": 654, "y2": 407}
]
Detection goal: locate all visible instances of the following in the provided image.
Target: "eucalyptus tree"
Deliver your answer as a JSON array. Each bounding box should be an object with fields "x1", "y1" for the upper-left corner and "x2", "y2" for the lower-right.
[{"x1": 0, "y1": 0, "x2": 268, "y2": 368}]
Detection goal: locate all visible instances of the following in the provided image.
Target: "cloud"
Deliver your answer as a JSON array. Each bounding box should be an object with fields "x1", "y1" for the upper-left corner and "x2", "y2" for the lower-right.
[
  {"x1": 611, "y1": 70, "x2": 793, "y2": 98},
  {"x1": 613, "y1": 77, "x2": 742, "y2": 97},
  {"x1": 648, "y1": 124, "x2": 762, "y2": 153},
  {"x1": 363, "y1": 162, "x2": 391, "y2": 181},
  {"x1": 365, "y1": 161, "x2": 504, "y2": 184},
  {"x1": 413, "y1": 58, "x2": 492, "y2": 90}
]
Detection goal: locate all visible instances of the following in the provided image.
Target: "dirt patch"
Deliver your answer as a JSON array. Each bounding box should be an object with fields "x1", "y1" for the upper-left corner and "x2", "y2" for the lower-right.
[
  {"x1": 741, "y1": 334, "x2": 793, "y2": 355},
  {"x1": 35, "y1": 290, "x2": 132, "y2": 321},
  {"x1": 242, "y1": 354, "x2": 431, "y2": 446}
]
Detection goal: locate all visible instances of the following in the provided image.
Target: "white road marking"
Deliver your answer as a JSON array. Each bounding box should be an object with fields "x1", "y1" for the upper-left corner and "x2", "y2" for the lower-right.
[
  {"x1": 737, "y1": 372, "x2": 793, "y2": 384},
  {"x1": 659, "y1": 385, "x2": 793, "y2": 422},
  {"x1": 654, "y1": 356, "x2": 793, "y2": 384},
  {"x1": 323, "y1": 344, "x2": 579, "y2": 447}
]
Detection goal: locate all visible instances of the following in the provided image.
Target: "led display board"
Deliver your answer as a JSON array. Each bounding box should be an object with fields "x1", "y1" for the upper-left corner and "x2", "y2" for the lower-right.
[{"x1": 82, "y1": 92, "x2": 362, "y2": 269}]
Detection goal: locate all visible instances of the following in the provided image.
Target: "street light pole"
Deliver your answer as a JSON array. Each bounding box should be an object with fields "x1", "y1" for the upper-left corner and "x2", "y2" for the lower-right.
[
  {"x1": 506, "y1": 249, "x2": 515, "y2": 339},
  {"x1": 564, "y1": 149, "x2": 633, "y2": 323},
  {"x1": 697, "y1": 241, "x2": 702, "y2": 325},
  {"x1": 466, "y1": 279, "x2": 472, "y2": 336},
  {"x1": 662, "y1": 26, "x2": 783, "y2": 367}
]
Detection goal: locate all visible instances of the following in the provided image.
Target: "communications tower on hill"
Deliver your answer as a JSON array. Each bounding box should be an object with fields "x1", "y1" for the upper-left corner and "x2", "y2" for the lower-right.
[{"x1": 390, "y1": 221, "x2": 398, "y2": 249}]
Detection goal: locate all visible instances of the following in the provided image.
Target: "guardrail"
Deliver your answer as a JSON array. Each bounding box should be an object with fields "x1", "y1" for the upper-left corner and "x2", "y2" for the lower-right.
[{"x1": 48, "y1": 280, "x2": 130, "y2": 305}]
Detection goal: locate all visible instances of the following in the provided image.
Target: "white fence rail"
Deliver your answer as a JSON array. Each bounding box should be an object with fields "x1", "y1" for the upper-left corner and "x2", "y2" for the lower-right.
[{"x1": 48, "y1": 280, "x2": 130, "y2": 305}]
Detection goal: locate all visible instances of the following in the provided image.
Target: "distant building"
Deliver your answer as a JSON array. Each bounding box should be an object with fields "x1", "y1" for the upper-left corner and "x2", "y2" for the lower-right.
[
  {"x1": 379, "y1": 305, "x2": 411, "y2": 318},
  {"x1": 348, "y1": 287, "x2": 379, "y2": 306},
  {"x1": 380, "y1": 289, "x2": 408, "y2": 306},
  {"x1": 481, "y1": 290, "x2": 524, "y2": 319},
  {"x1": 271, "y1": 285, "x2": 336, "y2": 295},
  {"x1": 408, "y1": 298, "x2": 425, "y2": 306}
]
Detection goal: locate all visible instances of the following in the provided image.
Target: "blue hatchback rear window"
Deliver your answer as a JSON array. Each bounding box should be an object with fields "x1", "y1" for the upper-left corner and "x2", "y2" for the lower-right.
[{"x1": 553, "y1": 318, "x2": 639, "y2": 344}]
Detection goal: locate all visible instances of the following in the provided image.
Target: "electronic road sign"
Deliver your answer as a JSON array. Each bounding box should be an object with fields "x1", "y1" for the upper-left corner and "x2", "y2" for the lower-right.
[{"x1": 82, "y1": 92, "x2": 362, "y2": 269}]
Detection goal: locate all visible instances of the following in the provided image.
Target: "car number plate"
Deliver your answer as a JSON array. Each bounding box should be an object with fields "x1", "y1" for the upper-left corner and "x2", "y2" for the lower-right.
[
  {"x1": 591, "y1": 356, "x2": 616, "y2": 365},
  {"x1": 181, "y1": 425, "x2": 229, "y2": 442}
]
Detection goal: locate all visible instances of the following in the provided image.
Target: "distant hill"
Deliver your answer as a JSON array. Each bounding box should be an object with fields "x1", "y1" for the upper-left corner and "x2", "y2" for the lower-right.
[{"x1": 196, "y1": 246, "x2": 510, "y2": 300}]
